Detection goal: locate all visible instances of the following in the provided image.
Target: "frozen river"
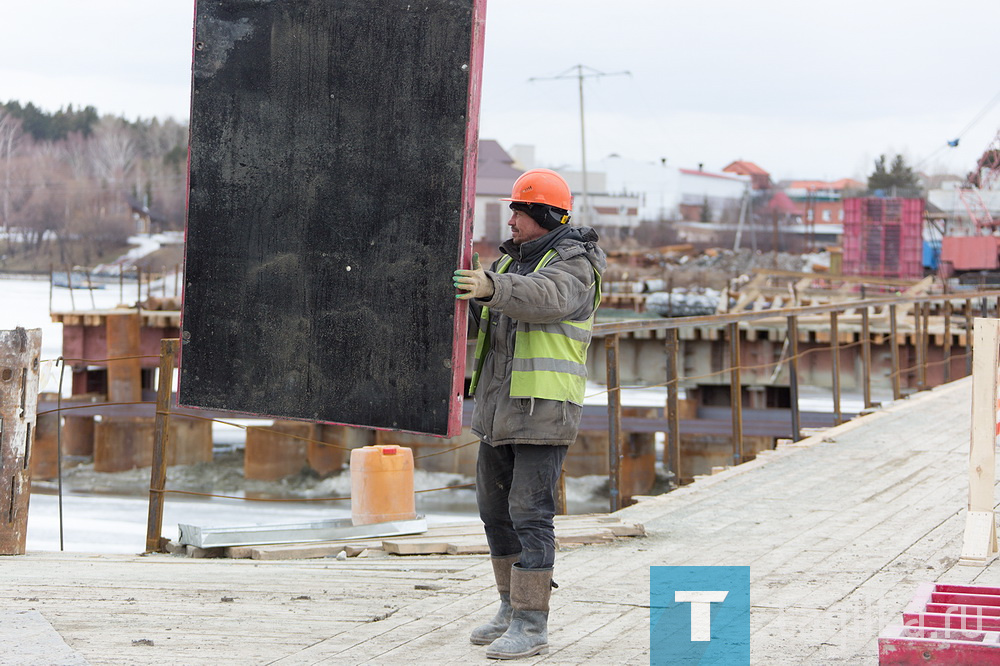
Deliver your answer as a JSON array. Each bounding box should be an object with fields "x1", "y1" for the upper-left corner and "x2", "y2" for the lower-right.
[
  {"x1": 1, "y1": 272, "x2": 479, "y2": 553},
  {"x1": 3, "y1": 268, "x2": 864, "y2": 553},
  {"x1": 26, "y1": 490, "x2": 482, "y2": 554}
]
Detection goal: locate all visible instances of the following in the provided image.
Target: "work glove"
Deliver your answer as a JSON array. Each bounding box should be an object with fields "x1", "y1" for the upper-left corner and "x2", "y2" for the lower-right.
[{"x1": 453, "y1": 253, "x2": 495, "y2": 300}]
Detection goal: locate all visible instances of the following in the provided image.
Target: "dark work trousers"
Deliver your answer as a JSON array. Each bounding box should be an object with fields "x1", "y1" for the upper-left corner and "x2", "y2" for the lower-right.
[{"x1": 476, "y1": 442, "x2": 568, "y2": 570}]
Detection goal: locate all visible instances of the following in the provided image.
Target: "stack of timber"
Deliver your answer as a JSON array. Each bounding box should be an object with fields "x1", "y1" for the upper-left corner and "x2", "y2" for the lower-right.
[{"x1": 165, "y1": 514, "x2": 645, "y2": 561}]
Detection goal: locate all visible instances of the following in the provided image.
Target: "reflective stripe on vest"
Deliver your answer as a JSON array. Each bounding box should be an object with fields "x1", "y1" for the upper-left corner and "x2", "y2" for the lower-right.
[{"x1": 469, "y1": 249, "x2": 601, "y2": 405}]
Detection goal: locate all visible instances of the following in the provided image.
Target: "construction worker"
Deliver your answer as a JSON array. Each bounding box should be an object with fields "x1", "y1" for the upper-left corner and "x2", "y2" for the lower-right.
[{"x1": 453, "y1": 168, "x2": 606, "y2": 659}]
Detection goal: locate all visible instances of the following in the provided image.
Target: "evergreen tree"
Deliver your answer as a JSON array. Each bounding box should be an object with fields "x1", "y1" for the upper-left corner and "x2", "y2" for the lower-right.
[
  {"x1": 700, "y1": 195, "x2": 712, "y2": 223},
  {"x1": 867, "y1": 153, "x2": 919, "y2": 192},
  {"x1": 1, "y1": 101, "x2": 99, "y2": 141}
]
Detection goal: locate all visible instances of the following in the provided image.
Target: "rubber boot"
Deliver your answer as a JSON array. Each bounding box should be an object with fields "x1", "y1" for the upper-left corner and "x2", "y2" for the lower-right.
[
  {"x1": 485, "y1": 565, "x2": 552, "y2": 660},
  {"x1": 470, "y1": 554, "x2": 520, "y2": 645}
]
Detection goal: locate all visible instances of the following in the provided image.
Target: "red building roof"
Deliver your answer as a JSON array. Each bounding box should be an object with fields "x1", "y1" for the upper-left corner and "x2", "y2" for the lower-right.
[
  {"x1": 723, "y1": 160, "x2": 769, "y2": 176},
  {"x1": 723, "y1": 160, "x2": 772, "y2": 190}
]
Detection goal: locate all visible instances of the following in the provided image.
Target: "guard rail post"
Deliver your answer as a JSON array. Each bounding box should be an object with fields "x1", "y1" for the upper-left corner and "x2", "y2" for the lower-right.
[
  {"x1": 943, "y1": 300, "x2": 952, "y2": 384},
  {"x1": 831, "y1": 311, "x2": 842, "y2": 425},
  {"x1": 890, "y1": 304, "x2": 902, "y2": 400},
  {"x1": 919, "y1": 300, "x2": 929, "y2": 390},
  {"x1": 146, "y1": 338, "x2": 179, "y2": 553},
  {"x1": 965, "y1": 299, "x2": 973, "y2": 377},
  {"x1": 912, "y1": 302, "x2": 924, "y2": 391},
  {"x1": 861, "y1": 306, "x2": 872, "y2": 408},
  {"x1": 665, "y1": 328, "x2": 681, "y2": 485},
  {"x1": 605, "y1": 334, "x2": 623, "y2": 512},
  {"x1": 787, "y1": 315, "x2": 801, "y2": 442},
  {"x1": 728, "y1": 322, "x2": 743, "y2": 465}
]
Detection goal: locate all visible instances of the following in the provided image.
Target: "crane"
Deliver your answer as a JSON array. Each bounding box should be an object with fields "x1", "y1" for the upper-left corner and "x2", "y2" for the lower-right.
[{"x1": 957, "y1": 128, "x2": 1000, "y2": 231}]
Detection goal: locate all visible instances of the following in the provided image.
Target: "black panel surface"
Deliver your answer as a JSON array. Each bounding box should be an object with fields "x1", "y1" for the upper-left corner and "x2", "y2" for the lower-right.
[{"x1": 180, "y1": 0, "x2": 478, "y2": 435}]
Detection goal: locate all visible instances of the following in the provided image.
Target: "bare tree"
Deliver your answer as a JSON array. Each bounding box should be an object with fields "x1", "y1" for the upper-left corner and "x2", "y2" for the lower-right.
[
  {"x1": 0, "y1": 111, "x2": 24, "y2": 231},
  {"x1": 88, "y1": 116, "x2": 137, "y2": 216}
]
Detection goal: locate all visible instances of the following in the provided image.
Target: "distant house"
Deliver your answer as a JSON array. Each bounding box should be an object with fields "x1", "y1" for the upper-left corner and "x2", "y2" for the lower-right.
[
  {"x1": 677, "y1": 167, "x2": 750, "y2": 222},
  {"x1": 592, "y1": 155, "x2": 679, "y2": 222},
  {"x1": 473, "y1": 140, "x2": 523, "y2": 244},
  {"x1": 781, "y1": 178, "x2": 863, "y2": 226},
  {"x1": 506, "y1": 145, "x2": 642, "y2": 239},
  {"x1": 554, "y1": 169, "x2": 641, "y2": 239},
  {"x1": 723, "y1": 160, "x2": 772, "y2": 191},
  {"x1": 593, "y1": 157, "x2": 750, "y2": 227},
  {"x1": 126, "y1": 194, "x2": 170, "y2": 235}
]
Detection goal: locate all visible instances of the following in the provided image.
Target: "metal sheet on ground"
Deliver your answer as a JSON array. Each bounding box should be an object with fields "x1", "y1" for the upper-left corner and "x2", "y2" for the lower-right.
[
  {"x1": 177, "y1": 516, "x2": 428, "y2": 548},
  {"x1": 180, "y1": 0, "x2": 485, "y2": 436}
]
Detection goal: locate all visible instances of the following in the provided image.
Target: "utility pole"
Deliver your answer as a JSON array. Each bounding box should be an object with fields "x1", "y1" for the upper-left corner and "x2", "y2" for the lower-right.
[{"x1": 529, "y1": 65, "x2": 630, "y2": 226}]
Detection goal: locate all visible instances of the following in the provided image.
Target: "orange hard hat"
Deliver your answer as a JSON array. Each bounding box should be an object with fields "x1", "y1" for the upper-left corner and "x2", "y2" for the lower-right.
[{"x1": 501, "y1": 168, "x2": 573, "y2": 211}]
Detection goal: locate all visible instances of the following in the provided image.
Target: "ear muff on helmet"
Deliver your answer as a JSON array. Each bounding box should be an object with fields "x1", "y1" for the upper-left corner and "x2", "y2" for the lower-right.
[{"x1": 510, "y1": 202, "x2": 571, "y2": 230}]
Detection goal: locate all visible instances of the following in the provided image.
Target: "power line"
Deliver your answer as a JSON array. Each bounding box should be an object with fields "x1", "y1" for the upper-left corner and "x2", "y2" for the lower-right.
[
  {"x1": 916, "y1": 87, "x2": 1000, "y2": 169},
  {"x1": 528, "y1": 65, "x2": 630, "y2": 225}
]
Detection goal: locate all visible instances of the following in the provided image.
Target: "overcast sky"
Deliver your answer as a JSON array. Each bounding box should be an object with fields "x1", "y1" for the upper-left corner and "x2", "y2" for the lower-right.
[{"x1": 3, "y1": 1, "x2": 999, "y2": 183}]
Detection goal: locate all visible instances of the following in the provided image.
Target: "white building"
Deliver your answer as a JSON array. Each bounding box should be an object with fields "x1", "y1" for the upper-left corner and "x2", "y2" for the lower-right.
[
  {"x1": 926, "y1": 179, "x2": 1000, "y2": 235},
  {"x1": 590, "y1": 155, "x2": 749, "y2": 223},
  {"x1": 510, "y1": 145, "x2": 642, "y2": 238}
]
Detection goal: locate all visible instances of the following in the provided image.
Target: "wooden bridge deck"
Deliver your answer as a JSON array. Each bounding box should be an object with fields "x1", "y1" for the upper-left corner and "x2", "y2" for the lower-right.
[{"x1": 4, "y1": 376, "x2": 996, "y2": 664}]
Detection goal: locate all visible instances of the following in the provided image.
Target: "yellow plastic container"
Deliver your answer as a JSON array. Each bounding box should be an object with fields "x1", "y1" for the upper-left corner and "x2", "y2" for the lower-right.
[{"x1": 350, "y1": 445, "x2": 416, "y2": 526}]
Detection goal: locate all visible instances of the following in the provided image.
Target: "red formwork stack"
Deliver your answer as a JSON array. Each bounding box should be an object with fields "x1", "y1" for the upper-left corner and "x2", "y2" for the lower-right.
[
  {"x1": 842, "y1": 197, "x2": 925, "y2": 279},
  {"x1": 879, "y1": 582, "x2": 1000, "y2": 664}
]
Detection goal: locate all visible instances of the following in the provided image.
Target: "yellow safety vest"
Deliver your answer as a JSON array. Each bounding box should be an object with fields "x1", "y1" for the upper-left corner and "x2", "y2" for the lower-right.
[{"x1": 469, "y1": 249, "x2": 601, "y2": 405}]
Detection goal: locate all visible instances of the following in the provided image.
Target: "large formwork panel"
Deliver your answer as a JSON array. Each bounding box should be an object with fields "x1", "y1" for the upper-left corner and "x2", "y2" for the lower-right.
[
  {"x1": 180, "y1": 0, "x2": 486, "y2": 436},
  {"x1": 842, "y1": 197, "x2": 924, "y2": 279}
]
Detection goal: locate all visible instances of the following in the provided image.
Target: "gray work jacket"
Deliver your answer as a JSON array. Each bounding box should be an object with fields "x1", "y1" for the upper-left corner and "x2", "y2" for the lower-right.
[{"x1": 469, "y1": 225, "x2": 606, "y2": 447}]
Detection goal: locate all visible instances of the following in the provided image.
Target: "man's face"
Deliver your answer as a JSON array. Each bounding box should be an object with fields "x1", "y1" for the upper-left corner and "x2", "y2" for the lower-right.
[{"x1": 508, "y1": 209, "x2": 547, "y2": 245}]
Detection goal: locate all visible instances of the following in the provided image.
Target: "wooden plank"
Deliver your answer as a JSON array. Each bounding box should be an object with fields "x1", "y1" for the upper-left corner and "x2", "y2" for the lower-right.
[
  {"x1": 445, "y1": 540, "x2": 491, "y2": 555},
  {"x1": 383, "y1": 539, "x2": 453, "y2": 555},
  {"x1": 180, "y1": 0, "x2": 486, "y2": 436},
  {"x1": 961, "y1": 318, "x2": 1000, "y2": 564},
  {"x1": 250, "y1": 544, "x2": 347, "y2": 561},
  {"x1": 0, "y1": 328, "x2": 42, "y2": 555}
]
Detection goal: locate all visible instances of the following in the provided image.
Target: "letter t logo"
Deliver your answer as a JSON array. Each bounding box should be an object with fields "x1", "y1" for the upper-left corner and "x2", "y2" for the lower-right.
[{"x1": 674, "y1": 590, "x2": 729, "y2": 641}]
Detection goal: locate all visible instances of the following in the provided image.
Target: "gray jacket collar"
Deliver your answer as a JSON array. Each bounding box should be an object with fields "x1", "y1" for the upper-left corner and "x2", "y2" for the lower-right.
[{"x1": 499, "y1": 225, "x2": 579, "y2": 266}]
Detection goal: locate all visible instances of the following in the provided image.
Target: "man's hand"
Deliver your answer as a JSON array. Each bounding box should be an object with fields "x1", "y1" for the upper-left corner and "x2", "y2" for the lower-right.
[{"x1": 453, "y1": 253, "x2": 495, "y2": 300}]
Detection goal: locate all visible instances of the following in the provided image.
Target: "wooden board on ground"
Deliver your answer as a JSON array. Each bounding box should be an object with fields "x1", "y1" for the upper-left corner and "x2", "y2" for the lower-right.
[{"x1": 180, "y1": 0, "x2": 486, "y2": 436}]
